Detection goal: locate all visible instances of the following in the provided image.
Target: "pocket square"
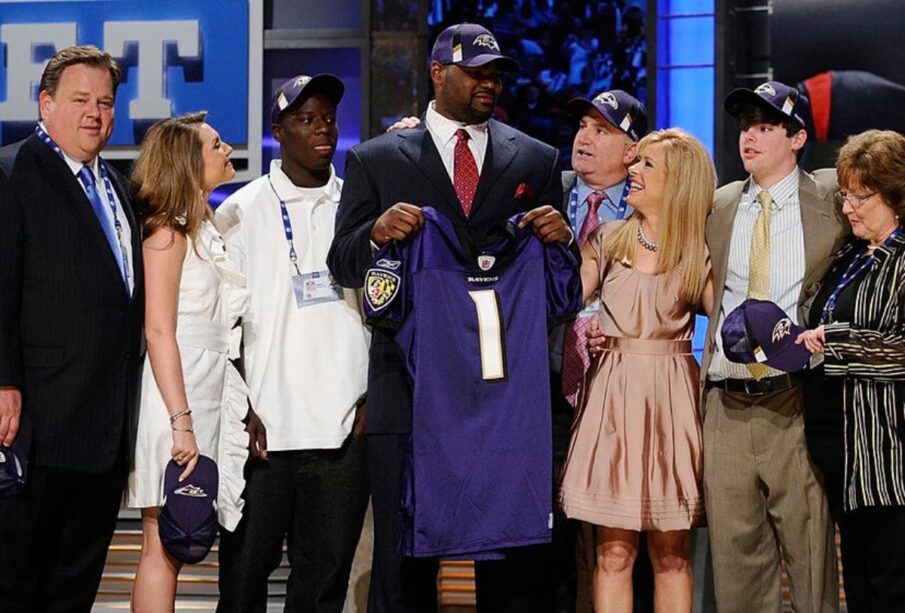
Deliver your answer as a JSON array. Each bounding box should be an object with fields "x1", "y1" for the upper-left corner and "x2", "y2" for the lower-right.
[{"x1": 514, "y1": 182, "x2": 533, "y2": 199}]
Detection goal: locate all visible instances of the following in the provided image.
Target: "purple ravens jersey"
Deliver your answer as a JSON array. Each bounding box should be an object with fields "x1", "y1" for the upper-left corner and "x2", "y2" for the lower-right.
[{"x1": 363, "y1": 207, "x2": 582, "y2": 558}]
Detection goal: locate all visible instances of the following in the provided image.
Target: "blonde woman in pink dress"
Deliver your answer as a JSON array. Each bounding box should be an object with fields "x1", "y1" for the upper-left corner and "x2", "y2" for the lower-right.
[{"x1": 559, "y1": 128, "x2": 715, "y2": 613}]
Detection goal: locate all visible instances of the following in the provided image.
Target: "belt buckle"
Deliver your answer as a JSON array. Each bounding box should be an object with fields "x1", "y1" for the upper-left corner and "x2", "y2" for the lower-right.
[{"x1": 743, "y1": 378, "x2": 764, "y2": 395}]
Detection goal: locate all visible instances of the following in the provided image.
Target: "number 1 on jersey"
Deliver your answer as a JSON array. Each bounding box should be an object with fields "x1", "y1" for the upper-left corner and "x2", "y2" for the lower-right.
[{"x1": 468, "y1": 290, "x2": 506, "y2": 381}]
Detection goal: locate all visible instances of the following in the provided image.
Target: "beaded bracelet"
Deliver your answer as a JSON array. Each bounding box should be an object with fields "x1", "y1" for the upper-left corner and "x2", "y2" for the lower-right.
[{"x1": 169, "y1": 409, "x2": 192, "y2": 424}]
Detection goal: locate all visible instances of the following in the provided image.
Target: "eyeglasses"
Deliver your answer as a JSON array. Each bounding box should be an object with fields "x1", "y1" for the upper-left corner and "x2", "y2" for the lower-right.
[{"x1": 835, "y1": 189, "x2": 876, "y2": 209}]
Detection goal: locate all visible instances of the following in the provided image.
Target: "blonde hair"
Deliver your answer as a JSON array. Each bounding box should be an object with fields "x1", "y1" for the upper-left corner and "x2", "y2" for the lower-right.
[
  {"x1": 132, "y1": 111, "x2": 211, "y2": 240},
  {"x1": 603, "y1": 128, "x2": 715, "y2": 305}
]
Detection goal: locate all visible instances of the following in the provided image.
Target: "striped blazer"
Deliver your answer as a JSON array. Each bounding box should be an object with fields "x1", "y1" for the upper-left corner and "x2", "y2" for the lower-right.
[{"x1": 823, "y1": 230, "x2": 905, "y2": 511}]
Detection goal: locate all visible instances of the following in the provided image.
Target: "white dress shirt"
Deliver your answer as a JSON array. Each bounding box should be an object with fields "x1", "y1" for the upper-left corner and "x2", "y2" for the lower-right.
[
  {"x1": 709, "y1": 168, "x2": 806, "y2": 380},
  {"x1": 425, "y1": 100, "x2": 489, "y2": 181}
]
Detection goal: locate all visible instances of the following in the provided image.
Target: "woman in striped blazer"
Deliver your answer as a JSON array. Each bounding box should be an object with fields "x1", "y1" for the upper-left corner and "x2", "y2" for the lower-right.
[{"x1": 797, "y1": 129, "x2": 905, "y2": 613}]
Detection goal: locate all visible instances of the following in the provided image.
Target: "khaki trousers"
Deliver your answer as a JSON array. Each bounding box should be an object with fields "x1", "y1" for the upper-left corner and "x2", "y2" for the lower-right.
[{"x1": 702, "y1": 385, "x2": 837, "y2": 613}]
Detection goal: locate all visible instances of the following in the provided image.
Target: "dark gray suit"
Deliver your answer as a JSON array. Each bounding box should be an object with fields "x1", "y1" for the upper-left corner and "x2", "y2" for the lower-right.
[{"x1": 0, "y1": 134, "x2": 143, "y2": 612}]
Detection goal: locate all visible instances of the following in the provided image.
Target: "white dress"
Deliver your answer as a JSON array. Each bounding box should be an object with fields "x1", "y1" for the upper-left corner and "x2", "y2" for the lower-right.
[{"x1": 126, "y1": 221, "x2": 250, "y2": 531}]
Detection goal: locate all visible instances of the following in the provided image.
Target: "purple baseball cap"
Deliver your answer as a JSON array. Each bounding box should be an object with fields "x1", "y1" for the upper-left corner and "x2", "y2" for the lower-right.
[
  {"x1": 567, "y1": 89, "x2": 648, "y2": 142},
  {"x1": 725, "y1": 80, "x2": 811, "y2": 130},
  {"x1": 0, "y1": 441, "x2": 27, "y2": 497},
  {"x1": 431, "y1": 23, "x2": 519, "y2": 72},
  {"x1": 158, "y1": 455, "x2": 219, "y2": 564},
  {"x1": 271, "y1": 73, "x2": 344, "y2": 124},
  {"x1": 721, "y1": 299, "x2": 812, "y2": 373}
]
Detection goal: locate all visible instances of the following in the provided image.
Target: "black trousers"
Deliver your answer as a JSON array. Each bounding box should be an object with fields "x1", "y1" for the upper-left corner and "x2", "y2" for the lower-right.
[
  {"x1": 0, "y1": 459, "x2": 126, "y2": 613},
  {"x1": 839, "y1": 505, "x2": 905, "y2": 613},
  {"x1": 217, "y1": 433, "x2": 369, "y2": 613},
  {"x1": 367, "y1": 433, "x2": 555, "y2": 613}
]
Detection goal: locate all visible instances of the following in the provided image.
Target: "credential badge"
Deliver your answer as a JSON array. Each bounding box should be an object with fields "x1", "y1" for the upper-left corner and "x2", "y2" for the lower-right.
[
  {"x1": 771, "y1": 317, "x2": 792, "y2": 343},
  {"x1": 365, "y1": 268, "x2": 401, "y2": 311},
  {"x1": 478, "y1": 255, "x2": 496, "y2": 271}
]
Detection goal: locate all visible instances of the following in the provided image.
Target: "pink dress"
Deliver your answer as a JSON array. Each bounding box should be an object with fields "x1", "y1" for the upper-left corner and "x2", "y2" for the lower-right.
[{"x1": 558, "y1": 222, "x2": 706, "y2": 531}]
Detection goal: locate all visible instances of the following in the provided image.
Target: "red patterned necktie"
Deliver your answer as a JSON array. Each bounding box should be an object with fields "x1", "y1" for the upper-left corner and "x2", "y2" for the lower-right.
[
  {"x1": 454, "y1": 128, "x2": 479, "y2": 216},
  {"x1": 561, "y1": 191, "x2": 605, "y2": 405}
]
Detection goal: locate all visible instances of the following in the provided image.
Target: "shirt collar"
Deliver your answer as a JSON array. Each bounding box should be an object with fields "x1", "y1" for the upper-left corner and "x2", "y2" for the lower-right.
[
  {"x1": 747, "y1": 167, "x2": 800, "y2": 211},
  {"x1": 39, "y1": 122, "x2": 99, "y2": 177},
  {"x1": 575, "y1": 175, "x2": 627, "y2": 206},
  {"x1": 268, "y1": 159, "x2": 340, "y2": 204},
  {"x1": 425, "y1": 100, "x2": 488, "y2": 148}
]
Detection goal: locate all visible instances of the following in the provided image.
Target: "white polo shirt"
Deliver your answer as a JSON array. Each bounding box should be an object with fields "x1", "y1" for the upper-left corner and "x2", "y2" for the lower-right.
[{"x1": 215, "y1": 160, "x2": 369, "y2": 450}]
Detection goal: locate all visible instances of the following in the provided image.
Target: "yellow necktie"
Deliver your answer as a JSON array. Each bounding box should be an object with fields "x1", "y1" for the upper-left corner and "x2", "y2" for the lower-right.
[{"x1": 747, "y1": 190, "x2": 773, "y2": 379}]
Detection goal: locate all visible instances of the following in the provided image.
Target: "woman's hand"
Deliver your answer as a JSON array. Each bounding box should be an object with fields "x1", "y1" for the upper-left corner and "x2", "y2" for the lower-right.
[
  {"x1": 171, "y1": 416, "x2": 200, "y2": 481},
  {"x1": 795, "y1": 325, "x2": 826, "y2": 354}
]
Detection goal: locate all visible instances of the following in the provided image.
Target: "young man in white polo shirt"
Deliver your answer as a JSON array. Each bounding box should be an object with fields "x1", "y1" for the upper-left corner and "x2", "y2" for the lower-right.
[{"x1": 215, "y1": 74, "x2": 369, "y2": 612}]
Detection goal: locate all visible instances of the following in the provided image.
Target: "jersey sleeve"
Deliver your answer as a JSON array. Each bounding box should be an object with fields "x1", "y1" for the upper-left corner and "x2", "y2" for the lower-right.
[
  {"x1": 544, "y1": 241, "x2": 583, "y2": 325},
  {"x1": 363, "y1": 241, "x2": 409, "y2": 330}
]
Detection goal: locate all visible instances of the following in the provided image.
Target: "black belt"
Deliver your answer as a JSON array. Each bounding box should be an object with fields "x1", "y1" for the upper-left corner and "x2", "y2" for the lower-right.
[{"x1": 708, "y1": 372, "x2": 801, "y2": 396}]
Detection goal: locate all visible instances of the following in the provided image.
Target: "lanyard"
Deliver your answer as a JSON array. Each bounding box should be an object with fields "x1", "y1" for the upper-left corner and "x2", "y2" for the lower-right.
[
  {"x1": 267, "y1": 174, "x2": 302, "y2": 275},
  {"x1": 567, "y1": 178, "x2": 630, "y2": 229},
  {"x1": 35, "y1": 125, "x2": 130, "y2": 286},
  {"x1": 820, "y1": 227, "x2": 903, "y2": 324}
]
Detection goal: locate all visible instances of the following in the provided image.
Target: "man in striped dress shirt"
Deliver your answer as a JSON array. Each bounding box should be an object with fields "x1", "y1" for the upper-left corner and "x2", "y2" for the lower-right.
[{"x1": 700, "y1": 81, "x2": 849, "y2": 613}]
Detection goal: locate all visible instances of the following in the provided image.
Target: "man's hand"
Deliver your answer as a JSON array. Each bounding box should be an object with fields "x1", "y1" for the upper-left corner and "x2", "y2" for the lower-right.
[
  {"x1": 371, "y1": 203, "x2": 425, "y2": 246},
  {"x1": 586, "y1": 317, "x2": 607, "y2": 356},
  {"x1": 246, "y1": 406, "x2": 268, "y2": 461},
  {"x1": 0, "y1": 386, "x2": 21, "y2": 447},
  {"x1": 386, "y1": 116, "x2": 421, "y2": 132},
  {"x1": 353, "y1": 403, "x2": 367, "y2": 437},
  {"x1": 518, "y1": 205, "x2": 572, "y2": 244}
]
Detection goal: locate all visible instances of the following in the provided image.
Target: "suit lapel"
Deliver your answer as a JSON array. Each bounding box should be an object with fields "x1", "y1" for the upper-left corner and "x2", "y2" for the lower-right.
[
  {"x1": 397, "y1": 127, "x2": 465, "y2": 222},
  {"x1": 30, "y1": 136, "x2": 128, "y2": 290},
  {"x1": 470, "y1": 121, "x2": 517, "y2": 217},
  {"x1": 706, "y1": 180, "x2": 745, "y2": 312},
  {"x1": 798, "y1": 168, "x2": 838, "y2": 304}
]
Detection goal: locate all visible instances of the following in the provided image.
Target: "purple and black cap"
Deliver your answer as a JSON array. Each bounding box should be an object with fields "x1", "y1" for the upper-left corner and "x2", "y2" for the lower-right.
[
  {"x1": 721, "y1": 299, "x2": 812, "y2": 373},
  {"x1": 431, "y1": 23, "x2": 519, "y2": 72},
  {"x1": 725, "y1": 80, "x2": 811, "y2": 130},
  {"x1": 0, "y1": 441, "x2": 27, "y2": 497},
  {"x1": 271, "y1": 73, "x2": 344, "y2": 124},
  {"x1": 158, "y1": 455, "x2": 219, "y2": 564},
  {"x1": 567, "y1": 90, "x2": 648, "y2": 142}
]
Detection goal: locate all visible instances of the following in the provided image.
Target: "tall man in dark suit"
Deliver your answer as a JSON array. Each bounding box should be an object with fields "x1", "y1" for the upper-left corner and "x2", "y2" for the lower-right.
[
  {"x1": 328, "y1": 23, "x2": 572, "y2": 613},
  {"x1": 0, "y1": 45, "x2": 143, "y2": 612}
]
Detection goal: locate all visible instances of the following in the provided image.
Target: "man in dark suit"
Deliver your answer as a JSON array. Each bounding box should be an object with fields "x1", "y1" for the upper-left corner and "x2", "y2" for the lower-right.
[
  {"x1": 0, "y1": 45, "x2": 143, "y2": 612},
  {"x1": 328, "y1": 22, "x2": 572, "y2": 613}
]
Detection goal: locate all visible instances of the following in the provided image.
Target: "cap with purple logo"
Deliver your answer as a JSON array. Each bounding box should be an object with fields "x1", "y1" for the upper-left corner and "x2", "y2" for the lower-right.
[
  {"x1": 567, "y1": 89, "x2": 648, "y2": 142},
  {"x1": 271, "y1": 73, "x2": 344, "y2": 124},
  {"x1": 724, "y1": 80, "x2": 811, "y2": 130},
  {"x1": 721, "y1": 299, "x2": 812, "y2": 373},
  {"x1": 0, "y1": 441, "x2": 27, "y2": 497},
  {"x1": 431, "y1": 23, "x2": 519, "y2": 72},
  {"x1": 158, "y1": 455, "x2": 219, "y2": 564}
]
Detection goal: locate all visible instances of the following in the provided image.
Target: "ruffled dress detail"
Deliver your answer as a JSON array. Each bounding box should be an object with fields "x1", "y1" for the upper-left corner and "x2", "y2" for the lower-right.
[{"x1": 127, "y1": 221, "x2": 250, "y2": 531}]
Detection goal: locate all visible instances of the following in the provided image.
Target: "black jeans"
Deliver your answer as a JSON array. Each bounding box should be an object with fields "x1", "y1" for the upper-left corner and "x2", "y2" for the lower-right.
[{"x1": 217, "y1": 433, "x2": 369, "y2": 613}]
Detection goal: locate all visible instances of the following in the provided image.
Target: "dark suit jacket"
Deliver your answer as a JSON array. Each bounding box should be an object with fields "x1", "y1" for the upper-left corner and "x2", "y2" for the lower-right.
[
  {"x1": 328, "y1": 119, "x2": 563, "y2": 434},
  {"x1": 701, "y1": 168, "x2": 849, "y2": 384},
  {"x1": 0, "y1": 134, "x2": 144, "y2": 472}
]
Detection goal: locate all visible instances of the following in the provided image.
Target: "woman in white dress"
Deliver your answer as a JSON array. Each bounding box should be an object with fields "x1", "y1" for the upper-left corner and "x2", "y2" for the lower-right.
[{"x1": 126, "y1": 111, "x2": 249, "y2": 611}]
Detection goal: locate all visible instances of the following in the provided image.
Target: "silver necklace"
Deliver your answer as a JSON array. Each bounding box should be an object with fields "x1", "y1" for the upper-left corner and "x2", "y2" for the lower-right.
[{"x1": 637, "y1": 225, "x2": 658, "y2": 252}]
